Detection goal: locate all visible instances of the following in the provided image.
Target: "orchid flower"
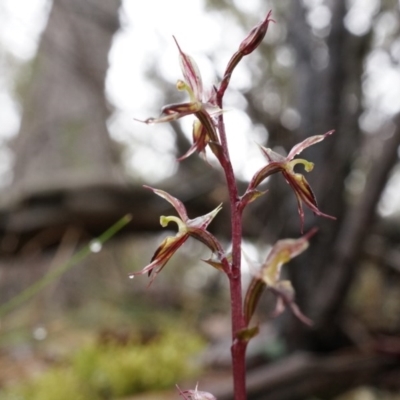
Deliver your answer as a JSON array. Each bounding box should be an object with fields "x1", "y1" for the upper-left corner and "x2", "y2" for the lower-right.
[
  {"x1": 129, "y1": 186, "x2": 222, "y2": 285},
  {"x1": 244, "y1": 229, "x2": 318, "y2": 327},
  {"x1": 135, "y1": 38, "x2": 222, "y2": 160},
  {"x1": 248, "y1": 130, "x2": 336, "y2": 232}
]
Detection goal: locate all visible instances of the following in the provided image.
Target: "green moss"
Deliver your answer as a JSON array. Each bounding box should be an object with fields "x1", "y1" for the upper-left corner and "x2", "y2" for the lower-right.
[
  {"x1": 0, "y1": 369, "x2": 98, "y2": 400},
  {"x1": 0, "y1": 329, "x2": 204, "y2": 400},
  {"x1": 73, "y1": 329, "x2": 203, "y2": 397}
]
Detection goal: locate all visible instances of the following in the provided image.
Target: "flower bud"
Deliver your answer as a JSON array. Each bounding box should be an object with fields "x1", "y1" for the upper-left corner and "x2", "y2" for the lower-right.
[{"x1": 239, "y1": 10, "x2": 274, "y2": 55}]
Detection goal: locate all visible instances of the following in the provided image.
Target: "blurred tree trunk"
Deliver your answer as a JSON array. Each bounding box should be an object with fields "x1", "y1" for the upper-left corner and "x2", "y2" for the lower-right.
[
  {"x1": 281, "y1": 0, "x2": 367, "y2": 349},
  {"x1": 262, "y1": 0, "x2": 400, "y2": 352},
  {"x1": 11, "y1": 0, "x2": 122, "y2": 194},
  {"x1": 0, "y1": 0, "x2": 230, "y2": 253},
  {"x1": 0, "y1": 0, "x2": 128, "y2": 251}
]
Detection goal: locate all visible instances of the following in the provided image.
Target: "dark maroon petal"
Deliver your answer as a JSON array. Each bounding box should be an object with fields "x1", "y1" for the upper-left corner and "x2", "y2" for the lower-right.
[
  {"x1": 282, "y1": 171, "x2": 335, "y2": 232},
  {"x1": 134, "y1": 102, "x2": 199, "y2": 125},
  {"x1": 284, "y1": 172, "x2": 318, "y2": 207},
  {"x1": 188, "y1": 227, "x2": 222, "y2": 254},
  {"x1": 150, "y1": 234, "x2": 186, "y2": 263},
  {"x1": 249, "y1": 163, "x2": 282, "y2": 189},
  {"x1": 194, "y1": 109, "x2": 219, "y2": 143},
  {"x1": 162, "y1": 101, "x2": 201, "y2": 115},
  {"x1": 129, "y1": 234, "x2": 188, "y2": 285},
  {"x1": 177, "y1": 120, "x2": 210, "y2": 161}
]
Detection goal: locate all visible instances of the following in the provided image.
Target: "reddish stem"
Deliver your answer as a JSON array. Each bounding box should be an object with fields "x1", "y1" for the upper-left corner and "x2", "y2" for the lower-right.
[
  {"x1": 211, "y1": 12, "x2": 275, "y2": 393},
  {"x1": 216, "y1": 93, "x2": 247, "y2": 399}
]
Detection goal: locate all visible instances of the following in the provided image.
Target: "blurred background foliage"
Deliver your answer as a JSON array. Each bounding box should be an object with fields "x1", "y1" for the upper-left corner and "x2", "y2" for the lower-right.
[
  {"x1": 0, "y1": 326, "x2": 204, "y2": 400},
  {"x1": 1, "y1": 0, "x2": 400, "y2": 399}
]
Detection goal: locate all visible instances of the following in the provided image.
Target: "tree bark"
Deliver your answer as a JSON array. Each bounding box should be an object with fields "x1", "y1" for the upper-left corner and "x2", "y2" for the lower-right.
[{"x1": 9, "y1": 0, "x2": 122, "y2": 201}]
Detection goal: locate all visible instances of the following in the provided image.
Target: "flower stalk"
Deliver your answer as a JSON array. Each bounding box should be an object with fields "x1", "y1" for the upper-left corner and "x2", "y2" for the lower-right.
[{"x1": 132, "y1": 10, "x2": 335, "y2": 400}]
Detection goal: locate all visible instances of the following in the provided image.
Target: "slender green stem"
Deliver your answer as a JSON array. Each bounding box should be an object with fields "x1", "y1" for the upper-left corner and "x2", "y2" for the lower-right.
[{"x1": 0, "y1": 214, "x2": 132, "y2": 318}]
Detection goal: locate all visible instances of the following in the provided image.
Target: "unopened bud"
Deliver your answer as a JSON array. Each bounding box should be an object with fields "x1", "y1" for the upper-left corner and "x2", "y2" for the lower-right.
[{"x1": 239, "y1": 10, "x2": 274, "y2": 55}]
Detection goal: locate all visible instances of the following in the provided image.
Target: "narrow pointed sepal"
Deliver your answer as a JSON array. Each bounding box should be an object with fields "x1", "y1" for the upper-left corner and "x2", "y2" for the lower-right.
[
  {"x1": 173, "y1": 36, "x2": 203, "y2": 101},
  {"x1": 187, "y1": 203, "x2": 222, "y2": 230},
  {"x1": 270, "y1": 281, "x2": 313, "y2": 326},
  {"x1": 202, "y1": 256, "x2": 225, "y2": 272},
  {"x1": 134, "y1": 102, "x2": 200, "y2": 125},
  {"x1": 202, "y1": 251, "x2": 231, "y2": 273},
  {"x1": 143, "y1": 185, "x2": 188, "y2": 221},
  {"x1": 239, "y1": 189, "x2": 267, "y2": 211},
  {"x1": 287, "y1": 130, "x2": 334, "y2": 160}
]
